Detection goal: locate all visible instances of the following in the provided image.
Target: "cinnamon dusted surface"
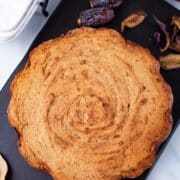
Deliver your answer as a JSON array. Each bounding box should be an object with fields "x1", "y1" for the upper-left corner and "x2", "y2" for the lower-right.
[{"x1": 8, "y1": 27, "x2": 173, "y2": 180}]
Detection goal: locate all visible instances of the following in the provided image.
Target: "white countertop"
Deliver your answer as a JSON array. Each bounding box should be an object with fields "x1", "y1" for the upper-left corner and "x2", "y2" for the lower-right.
[{"x1": 0, "y1": 0, "x2": 179, "y2": 180}]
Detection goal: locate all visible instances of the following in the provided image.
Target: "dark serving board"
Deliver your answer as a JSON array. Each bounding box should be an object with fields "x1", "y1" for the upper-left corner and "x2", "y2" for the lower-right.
[{"x1": 0, "y1": 0, "x2": 180, "y2": 179}]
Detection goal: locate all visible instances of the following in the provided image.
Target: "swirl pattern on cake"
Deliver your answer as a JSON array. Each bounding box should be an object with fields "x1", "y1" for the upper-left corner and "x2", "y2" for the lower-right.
[{"x1": 8, "y1": 27, "x2": 173, "y2": 180}]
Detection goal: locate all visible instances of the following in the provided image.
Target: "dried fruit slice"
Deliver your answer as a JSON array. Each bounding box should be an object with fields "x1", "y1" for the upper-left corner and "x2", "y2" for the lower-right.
[
  {"x1": 159, "y1": 54, "x2": 180, "y2": 70},
  {"x1": 121, "y1": 11, "x2": 147, "y2": 32},
  {"x1": 171, "y1": 26, "x2": 178, "y2": 43},
  {"x1": 171, "y1": 16, "x2": 180, "y2": 30},
  {"x1": 153, "y1": 15, "x2": 170, "y2": 52},
  {"x1": 170, "y1": 36, "x2": 180, "y2": 52},
  {"x1": 170, "y1": 16, "x2": 180, "y2": 52}
]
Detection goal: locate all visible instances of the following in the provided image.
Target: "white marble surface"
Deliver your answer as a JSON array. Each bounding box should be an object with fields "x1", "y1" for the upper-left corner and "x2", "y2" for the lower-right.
[{"x1": 0, "y1": 0, "x2": 179, "y2": 180}]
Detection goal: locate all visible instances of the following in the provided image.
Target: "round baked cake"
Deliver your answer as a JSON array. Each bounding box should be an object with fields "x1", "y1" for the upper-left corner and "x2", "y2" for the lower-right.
[{"x1": 8, "y1": 27, "x2": 173, "y2": 180}]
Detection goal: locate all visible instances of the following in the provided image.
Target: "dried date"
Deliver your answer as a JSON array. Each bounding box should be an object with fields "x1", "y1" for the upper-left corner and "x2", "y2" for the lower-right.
[
  {"x1": 77, "y1": 7, "x2": 115, "y2": 26},
  {"x1": 89, "y1": 0, "x2": 123, "y2": 8}
]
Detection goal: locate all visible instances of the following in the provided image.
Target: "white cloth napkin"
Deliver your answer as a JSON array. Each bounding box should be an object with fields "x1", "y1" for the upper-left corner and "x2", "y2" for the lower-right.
[{"x1": 0, "y1": 0, "x2": 61, "y2": 91}]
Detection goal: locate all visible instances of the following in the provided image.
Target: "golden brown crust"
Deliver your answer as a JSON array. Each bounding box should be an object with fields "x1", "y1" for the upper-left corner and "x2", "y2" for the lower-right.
[{"x1": 8, "y1": 27, "x2": 173, "y2": 180}]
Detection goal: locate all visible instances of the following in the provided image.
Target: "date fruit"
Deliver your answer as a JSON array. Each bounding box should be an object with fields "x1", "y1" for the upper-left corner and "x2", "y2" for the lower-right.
[
  {"x1": 89, "y1": 0, "x2": 123, "y2": 8},
  {"x1": 77, "y1": 7, "x2": 115, "y2": 26}
]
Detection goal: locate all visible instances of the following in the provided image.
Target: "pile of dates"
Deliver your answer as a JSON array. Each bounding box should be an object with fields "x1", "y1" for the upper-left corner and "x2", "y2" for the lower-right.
[{"x1": 77, "y1": 0, "x2": 123, "y2": 26}]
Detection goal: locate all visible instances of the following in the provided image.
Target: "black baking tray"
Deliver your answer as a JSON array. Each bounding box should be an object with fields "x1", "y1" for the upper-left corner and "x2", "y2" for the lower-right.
[{"x1": 0, "y1": 0, "x2": 180, "y2": 179}]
